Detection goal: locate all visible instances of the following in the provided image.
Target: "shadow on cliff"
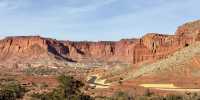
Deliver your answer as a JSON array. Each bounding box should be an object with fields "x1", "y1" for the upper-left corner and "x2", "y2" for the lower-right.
[{"x1": 46, "y1": 41, "x2": 77, "y2": 62}]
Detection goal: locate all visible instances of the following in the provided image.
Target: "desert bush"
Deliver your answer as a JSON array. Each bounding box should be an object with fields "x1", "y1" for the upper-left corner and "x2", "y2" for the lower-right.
[
  {"x1": 0, "y1": 81, "x2": 26, "y2": 100},
  {"x1": 94, "y1": 96, "x2": 111, "y2": 100},
  {"x1": 165, "y1": 94, "x2": 183, "y2": 100},
  {"x1": 24, "y1": 67, "x2": 59, "y2": 75},
  {"x1": 31, "y1": 74, "x2": 93, "y2": 100},
  {"x1": 32, "y1": 82, "x2": 48, "y2": 89},
  {"x1": 110, "y1": 91, "x2": 134, "y2": 100},
  {"x1": 31, "y1": 89, "x2": 64, "y2": 100},
  {"x1": 148, "y1": 95, "x2": 165, "y2": 100}
]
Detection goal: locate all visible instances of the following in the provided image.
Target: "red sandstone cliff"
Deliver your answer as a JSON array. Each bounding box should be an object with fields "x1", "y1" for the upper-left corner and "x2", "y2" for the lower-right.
[{"x1": 0, "y1": 20, "x2": 200, "y2": 65}]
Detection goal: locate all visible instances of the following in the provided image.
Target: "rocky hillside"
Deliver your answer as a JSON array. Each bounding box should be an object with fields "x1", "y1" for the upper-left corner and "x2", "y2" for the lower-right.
[
  {"x1": 176, "y1": 20, "x2": 200, "y2": 37},
  {"x1": 127, "y1": 41, "x2": 200, "y2": 79},
  {"x1": 0, "y1": 20, "x2": 200, "y2": 67}
]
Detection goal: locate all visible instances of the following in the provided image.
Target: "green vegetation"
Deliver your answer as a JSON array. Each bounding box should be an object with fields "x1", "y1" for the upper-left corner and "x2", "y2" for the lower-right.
[
  {"x1": 31, "y1": 75, "x2": 93, "y2": 100},
  {"x1": 0, "y1": 81, "x2": 26, "y2": 100},
  {"x1": 111, "y1": 91, "x2": 134, "y2": 100},
  {"x1": 1, "y1": 75, "x2": 200, "y2": 100},
  {"x1": 95, "y1": 90, "x2": 200, "y2": 100},
  {"x1": 32, "y1": 82, "x2": 49, "y2": 89},
  {"x1": 24, "y1": 67, "x2": 59, "y2": 75}
]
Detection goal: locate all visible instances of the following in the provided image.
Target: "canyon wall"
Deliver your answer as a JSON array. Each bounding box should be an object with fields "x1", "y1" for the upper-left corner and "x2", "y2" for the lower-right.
[{"x1": 0, "y1": 20, "x2": 200, "y2": 64}]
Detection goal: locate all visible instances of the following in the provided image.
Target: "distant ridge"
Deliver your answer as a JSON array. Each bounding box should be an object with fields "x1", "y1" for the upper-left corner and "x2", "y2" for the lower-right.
[{"x1": 0, "y1": 20, "x2": 200, "y2": 67}]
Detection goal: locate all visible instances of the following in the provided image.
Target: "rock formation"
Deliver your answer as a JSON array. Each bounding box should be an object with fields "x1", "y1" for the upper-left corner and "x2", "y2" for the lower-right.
[{"x1": 0, "y1": 20, "x2": 200, "y2": 65}]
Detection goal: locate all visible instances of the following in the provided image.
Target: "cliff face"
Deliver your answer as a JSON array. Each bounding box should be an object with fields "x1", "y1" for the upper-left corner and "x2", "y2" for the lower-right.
[
  {"x1": 0, "y1": 20, "x2": 200, "y2": 65},
  {"x1": 0, "y1": 36, "x2": 47, "y2": 60}
]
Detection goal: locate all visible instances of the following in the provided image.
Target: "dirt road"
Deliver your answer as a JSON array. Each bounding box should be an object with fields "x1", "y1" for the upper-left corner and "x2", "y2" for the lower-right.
[
  {"x1": 87, "y1": 74, "x2": 111, "y2": 88},
  {"x1": 140, "y1": 84, "x2": 200, "y2": 92}
]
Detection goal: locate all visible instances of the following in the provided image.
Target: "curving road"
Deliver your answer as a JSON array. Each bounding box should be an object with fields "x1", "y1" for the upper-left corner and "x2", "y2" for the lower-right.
[{"x1": 87, "y1": 75, "x2": 111, "y2": 88}]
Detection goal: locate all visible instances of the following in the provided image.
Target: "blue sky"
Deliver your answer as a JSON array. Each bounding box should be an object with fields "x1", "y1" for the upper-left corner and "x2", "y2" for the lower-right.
[{"x1": 0, "y1": 0, "x2": 199, "y2": 41}]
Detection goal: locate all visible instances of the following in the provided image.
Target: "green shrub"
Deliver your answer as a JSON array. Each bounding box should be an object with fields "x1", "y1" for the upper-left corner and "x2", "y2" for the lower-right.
[
  {"x1": 0, "y1": 82, "x2": 26, "y2": 100},
  {"x1": 165, "y1": 94, "x2": 183, "y2": 100},
  {"x1": 111, "y1": 91, "x2": 134, "y2": 100},
  {"x1": 24, "y1": 67, "x2": 59, "y2": 75},
  {"x1": 31, "y1": 75, "x2": 93, "y2": 100},
  {"x1": 143, "y1": 89, "x2": 153, "y2": 97}
]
